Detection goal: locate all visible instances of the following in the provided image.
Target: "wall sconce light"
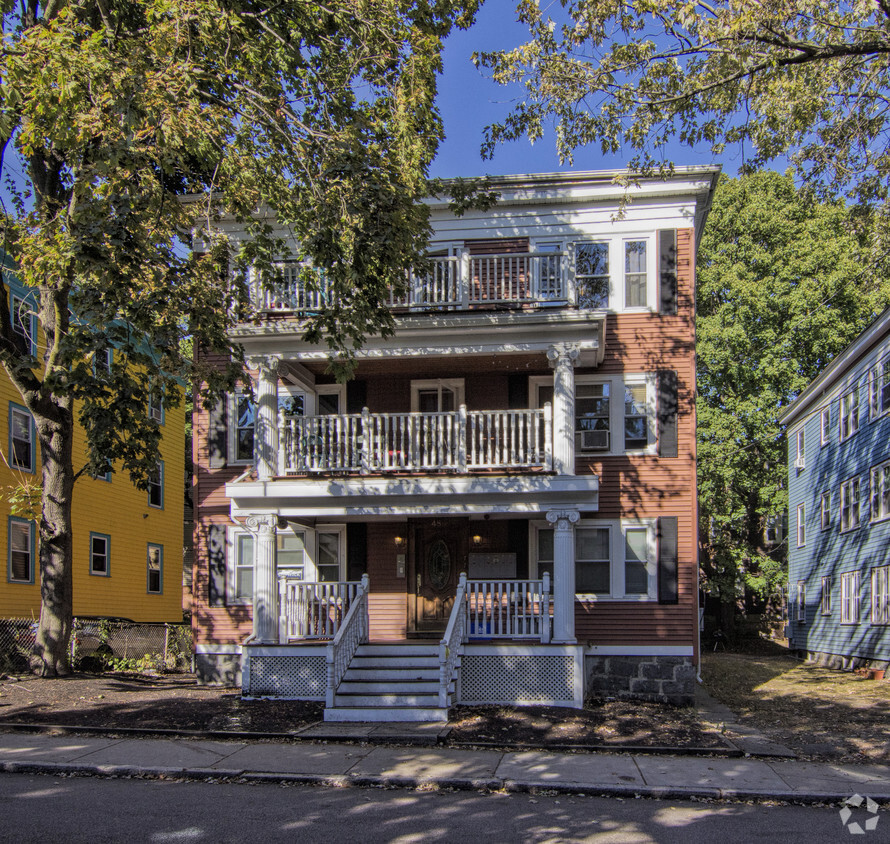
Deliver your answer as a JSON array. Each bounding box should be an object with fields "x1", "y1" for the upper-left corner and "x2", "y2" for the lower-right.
[
  {"x1": 471, "y1": 534, "x2": 484, "y2": 549},
  {"x1": 394, "y1": 535, "x2": 405, "y2": 548}
]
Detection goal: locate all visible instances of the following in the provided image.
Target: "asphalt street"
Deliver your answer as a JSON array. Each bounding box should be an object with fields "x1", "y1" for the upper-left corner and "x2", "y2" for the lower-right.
[{"x1": 0, "y1": 772, "x2": 880, "y2": 843}]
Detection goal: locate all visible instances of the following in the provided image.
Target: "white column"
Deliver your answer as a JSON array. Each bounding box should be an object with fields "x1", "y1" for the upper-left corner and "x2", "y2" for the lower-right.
[
  {"x1": 248, "y1": 514, "x2": 278, "y2": 643},
  {"x1": 249, "y1": 356, "x2": 280, "y2": 481},
  {"x1": 547, "y1": 509, "x2": 579, "y2": 643},
  {"x1": 547, "y1": 344, "x2": 579, "y2": 476}
]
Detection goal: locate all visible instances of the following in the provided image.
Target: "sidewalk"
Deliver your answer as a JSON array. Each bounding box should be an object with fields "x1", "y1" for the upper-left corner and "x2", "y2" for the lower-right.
[{"x1": 2, "y1": 729, "x2": 889, "y2": 803}]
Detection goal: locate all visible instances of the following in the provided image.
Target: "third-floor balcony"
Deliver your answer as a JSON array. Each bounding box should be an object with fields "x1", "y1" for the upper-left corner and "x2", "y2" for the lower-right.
[{"x1": 250, "y1": 252, "x2": 578, "y2": 315}]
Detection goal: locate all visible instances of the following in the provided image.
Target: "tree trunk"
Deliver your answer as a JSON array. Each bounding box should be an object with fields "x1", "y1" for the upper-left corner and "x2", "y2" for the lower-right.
[{"x1": 30, "y1": 403, "x2": 75, "y2": 677}]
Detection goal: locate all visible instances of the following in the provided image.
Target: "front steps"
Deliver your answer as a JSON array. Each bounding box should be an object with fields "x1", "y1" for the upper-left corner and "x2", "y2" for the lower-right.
[{"x1": 324, "y1": 642, "x2": 455, "y2": 722}]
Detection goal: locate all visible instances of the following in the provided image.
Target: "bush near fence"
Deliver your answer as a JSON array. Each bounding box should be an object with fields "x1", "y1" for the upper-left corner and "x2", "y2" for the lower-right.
[{"x1": 0, "y1": 617, "x2": 193, "y2": 674}]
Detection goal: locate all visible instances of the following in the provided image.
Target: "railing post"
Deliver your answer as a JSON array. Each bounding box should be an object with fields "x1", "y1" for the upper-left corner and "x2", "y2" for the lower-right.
[
  {"x1": 361, "y1": 573, "x2": 370, "y2": 637},
  {"x1": 278, "y1": 578, "x2": 288, "y2": 643},
  {"x1": 565, "y1": 243, "x2": 577, "y2": 306},
  {"x1": 459, "y1": 248, "x2": 471, "y2": 309},
  {"x1": 458, "y1": 404, "x2": 468, "y2": 473},
  {"x1": 544, "y1": 401, "x2": 553, "y2": 471},
  {"x1": 361, "y1": 408, "x2": 371, "y2": 475},
  {"x1": 542, "y1": 572, "x2": 551, "y2": 643},
  {"x1": 277, "y1": 406, "x2": 287, "y2": 476}
]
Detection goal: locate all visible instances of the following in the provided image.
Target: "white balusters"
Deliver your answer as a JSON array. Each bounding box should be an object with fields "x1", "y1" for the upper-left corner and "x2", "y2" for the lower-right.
[
  {"x1": 466, "y1": 579, "x2": 551, "y2": 642},
  {"x1": 279, "y1": 580, "x2": 362, "y2": 641}
]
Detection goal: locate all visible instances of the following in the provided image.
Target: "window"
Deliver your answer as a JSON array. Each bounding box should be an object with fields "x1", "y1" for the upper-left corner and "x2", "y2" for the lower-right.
[
  {"x1": 840, "y1": 571, "x2": 860, "y2": 624},
  {"x1": 534, "y1": 242, "x2": 563, "y2": 300},
  {"x1": 821, "y1": 575, "x2": 831, "y2": 615},
  {"x1": 90, "y1": 533, "x2": 110, "y2": 576},
  {"x1": 576, "y1": 382, "x2": 610, "y2": 451},
  {"x1": 231, "y1": 392, "x2": 255, "y2": 464},
  {"x1": 148, "y1": 462, "x2": 164, "y2": 509},
  {"x1": 231, "y1": 532, "x2": 254, "y2": 603},
  {"x1": 870, "y1": 460, "x2": 890, "y2": 522},
  {"x1": 411, "y1": 379, "x2": 464, "y2": 412},
  {"x1": 795, "y1": 581, "x2": 806, "y2": 624},
  {"x1": 576, "y1": 526, "x2": 611, "y2": 594},
  {"x1": 624, "y1": 383, "x2": 649, "y2": 450},
  {"x1": 9, "y1": 404, "x2": 34, "y2": 473},
  {"x1": 316, "y1": 530, "x2": 343, "y2": 582},
  {"x1": 840, "y1": 387, "x2": 859, "y2": 440},
  {"x1": 575, "y1": 242, "x2": 609, "y2": 309},
  {"x1": 624, "y1": 240, "x2": 647, "y2": 308},
  {"x1": 873, "y1": 566, "x2": 890, "y2": 625},
  {"x1": 840, "y1": 477, "x2": 861, "y2": 532},
  {"x1": 94, "y1": 347, "x2": 112, "y2": 375},
  {"x1": 820, "y1": 491, "x2": 831, "y2": 530},
  {"x1": 277, "y1": 530, "x2": 307, "y2": 579},
  {"x1": 148, "y1": 389, "x2": 164, "y2": 425},
  {"x1": 7, "y1": 518, "x2": 34, "y2": 583},
  {"x1": 536, "y1": 528, "x2": 554, "y2": 581},
  {"x1": 624, "y1": 527, "x2": 650, "y2": 595},
  {"x1": 11, "y1": 294, "x2": 34, "y2": 353},
  {"x1": 870, "y1": 356, "x2": 890, "y2": 419},
  {"x1": 820, "y1": 406, "x2": 831, "y2": 446},
  {"x1": 146, "y1": 544, "x2": 163, "y2": 593},
  {"x1": 795, "y1": 429, "x2": 805, "y2": 468},
  {"x1": 796, "y1": 503, "x2": 806, "y2": 547}
]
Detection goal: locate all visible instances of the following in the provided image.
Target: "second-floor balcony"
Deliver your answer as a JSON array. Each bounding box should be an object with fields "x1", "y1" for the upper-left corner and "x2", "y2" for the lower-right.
[
  {"x1": 251, "y1": 252, "x2": 576, "y2": 315},
  {"x1": 278, "y1": 405, "x2": 553, "y2": 476}
]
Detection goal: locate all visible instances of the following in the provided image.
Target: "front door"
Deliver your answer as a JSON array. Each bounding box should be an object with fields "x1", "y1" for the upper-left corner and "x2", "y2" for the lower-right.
[{"x1": 408, "y1": 518, "x2": 468, "y2": 636}]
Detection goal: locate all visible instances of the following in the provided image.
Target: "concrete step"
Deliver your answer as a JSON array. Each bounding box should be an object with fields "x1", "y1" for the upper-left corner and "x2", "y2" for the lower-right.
[
  {"x1": 334, "y1": 693, "x2": 442, "y2": 707},
  {"x1": 342, "y1": 668, "x2": 440, "y2": 682},
  {"x1": 324, "y1": 706, "x2": 449, "y2": 723}
]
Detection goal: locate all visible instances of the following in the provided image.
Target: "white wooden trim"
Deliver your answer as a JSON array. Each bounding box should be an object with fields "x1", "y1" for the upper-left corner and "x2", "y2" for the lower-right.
[
  {"x1": 195, "y1": 643, "x2": 243, "y2": 655},
  {"x1": 585, "y1": 645, "x2": 694, "y2": 656}
]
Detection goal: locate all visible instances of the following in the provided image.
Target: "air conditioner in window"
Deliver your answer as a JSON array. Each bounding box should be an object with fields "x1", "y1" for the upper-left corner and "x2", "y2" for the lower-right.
[
  {"x1": 578, "y1": 429, "x2": 610, "y2": 451},
  {"x1": 794, "y1": 456, "x2": 805, "y2": 470}
]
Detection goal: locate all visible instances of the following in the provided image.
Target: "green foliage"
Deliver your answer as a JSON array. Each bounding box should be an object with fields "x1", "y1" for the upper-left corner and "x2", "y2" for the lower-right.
[{"x1": 697, "y1": 172, "x2": 889, "y2": 600}]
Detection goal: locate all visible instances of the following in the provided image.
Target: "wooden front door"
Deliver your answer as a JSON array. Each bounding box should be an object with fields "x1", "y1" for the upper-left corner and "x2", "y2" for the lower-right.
[{"x1": 408, "y1": 518, "x2": 468, "y2": 636}]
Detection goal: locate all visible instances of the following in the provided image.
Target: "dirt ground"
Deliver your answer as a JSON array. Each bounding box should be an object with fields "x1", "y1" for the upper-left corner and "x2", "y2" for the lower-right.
[
  {"x1": 0, "y1": 671, "x2": 728, "y2": 750},
  {"x1": 701, "y1": 650, "x2": 890, "y2": 763}
]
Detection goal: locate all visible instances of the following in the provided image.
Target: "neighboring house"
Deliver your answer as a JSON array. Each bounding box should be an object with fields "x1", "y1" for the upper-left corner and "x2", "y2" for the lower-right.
[
  {"x1": 782, "y1": 308, "x2": 890, "y2": 670},
  {"x1": 192, "y1": 167, "x2": 719, "y2": 721},
  {"x1": 0, "y1": 260, "x2": 185, "y2": 624}
]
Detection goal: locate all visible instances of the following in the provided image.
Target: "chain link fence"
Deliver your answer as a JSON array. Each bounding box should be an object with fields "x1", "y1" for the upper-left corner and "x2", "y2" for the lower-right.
[{"x1": 0, "y1": 617, "x2": 193, "y2": 675}]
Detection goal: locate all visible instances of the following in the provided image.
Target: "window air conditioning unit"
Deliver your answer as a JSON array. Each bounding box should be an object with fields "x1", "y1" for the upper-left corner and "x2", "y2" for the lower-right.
[
  {"x1": 794, "y1": 456, "x2": 805, "y2": 470},
  {"x1": 579, "y1": 429, "x2": 609, "y2": 451}
]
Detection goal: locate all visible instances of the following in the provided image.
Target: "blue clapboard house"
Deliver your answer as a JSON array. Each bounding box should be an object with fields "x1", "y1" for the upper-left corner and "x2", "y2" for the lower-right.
[{"x1": 781, "y1": 308, "x2": 890, "y2": 669}]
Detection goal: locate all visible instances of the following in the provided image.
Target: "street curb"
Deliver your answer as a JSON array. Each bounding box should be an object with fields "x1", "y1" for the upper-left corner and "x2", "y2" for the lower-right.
[{"x1": 3, "y1": 759, "x2": 889, "y2": 805}]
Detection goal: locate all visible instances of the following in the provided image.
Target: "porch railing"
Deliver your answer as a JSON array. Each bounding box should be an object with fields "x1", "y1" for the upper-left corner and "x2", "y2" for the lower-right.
[
  {"x1": 466, "y1": 575, "x2": 551, "y2": 642},
  {"x1": 252, "y1": 252, "x2": 572, "y2": 314},
  {"x1": 280, "y1": 404, "x2": 552, "y2": 475},
  {"x1": 326, "y1": 574, "x2": 370, "y2": 708},
  {"x1": 439, "y1": 572, "x2": 468, "y2": 709},
  {"x1": 278, "y1": 578, "x2": 363, "y2": 642}
]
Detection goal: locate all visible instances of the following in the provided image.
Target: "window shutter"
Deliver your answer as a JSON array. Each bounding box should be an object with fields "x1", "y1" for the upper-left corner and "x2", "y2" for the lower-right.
[
  {"x1": 657, "y1": 516, "x2": 679, "y2": 604},
  {"x1": 658, "y1": 229, "x2": 677, "y2": 315},
  {"x1": 657, "y1": 370, "x2": 679, "y2": 458},
  {"x1": 508, "y1": 373, "x2": 529, "y2": 410},
  {"x1": 208, "y1": 398, "x2": 227, "y2": 469},
  {"x1": 207, "y1": 523, "x2": 227, "y2": 607},
  {"x1": 347, "y1": 523, "x2": 368, "y2": 581},
  {"x1": 347, "y1": 380, "x2": 367, "y2": 414}
]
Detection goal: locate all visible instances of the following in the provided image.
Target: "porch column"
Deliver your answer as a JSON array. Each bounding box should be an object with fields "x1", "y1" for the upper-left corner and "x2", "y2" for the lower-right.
[
  {"x1": 547, "y1": 344, "x2": 579, "y2": 476},
  {"x1": 248, "y1": 514, "x2": 278, "y2": 643},
  {"x1": 250, "y1": 356, "x2": 280, "y2": 480},
  {"x1": 546, "y1": 508, "x2": 579, "y2": 643}
]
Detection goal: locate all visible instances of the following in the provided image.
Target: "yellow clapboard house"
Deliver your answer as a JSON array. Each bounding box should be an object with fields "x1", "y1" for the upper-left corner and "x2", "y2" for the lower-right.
[{"x1": 0, "y1": 265, "x2": 184, "y2": 623}]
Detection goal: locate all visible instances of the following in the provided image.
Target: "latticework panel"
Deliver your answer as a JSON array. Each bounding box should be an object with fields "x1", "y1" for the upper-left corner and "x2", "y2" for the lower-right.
[
  {"x1": 248, "y1": 655, "x2": 326, "y2": 698},
  {"x1": 460, "y1": 654, "x2": 575, "y2": 703}
]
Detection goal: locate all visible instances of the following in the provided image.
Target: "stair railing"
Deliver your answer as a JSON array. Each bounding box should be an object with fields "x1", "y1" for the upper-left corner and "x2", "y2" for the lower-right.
[
  {"x1": 325, "y1": 574, "x2": 370, "y2": 708},
  {"x1": 438, "y1": 572, "x2": 468, "y2": 709}
]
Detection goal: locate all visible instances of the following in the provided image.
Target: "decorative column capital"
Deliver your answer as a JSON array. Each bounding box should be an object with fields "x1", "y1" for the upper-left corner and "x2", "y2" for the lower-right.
[
  {"x1": 547, "y1": 344, "x2": 580, "y2": 369},
  {"x1": 546, "y1": 509, "x2": 581, "y2": 529},
  {"x1": 246, "y1": 355, "x2": 281, "y2": 375},
  {"x1": 246, "y1": 513, "x2": 278, "y2": 535}
]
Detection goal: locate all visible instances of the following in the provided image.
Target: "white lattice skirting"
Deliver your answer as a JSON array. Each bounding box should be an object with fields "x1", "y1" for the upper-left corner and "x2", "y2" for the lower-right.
[
  {"x1": 246, "y1": 653, "x2": 327, "y2": 698},
  {"x1": 459, "y1": 645, "x2": 583, "y2": 707}
]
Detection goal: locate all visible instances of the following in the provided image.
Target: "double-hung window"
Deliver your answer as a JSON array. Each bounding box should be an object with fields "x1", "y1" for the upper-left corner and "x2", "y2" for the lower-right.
[
  {"x1": 872, "y1": 566, "x2": 890, "y2": 625},
  {"x1": 624, "y1": 527, "x2": 650, "y2": 595},
  {"x1": 148, "y1": 388, "x2": 164, "y2": 425},
  {"x1": 232, "y1": 392, "x2": 256, "y2": 464},
  {"x1": 90, "y1": 533, "x2": 110, "y2": 576},
  {"x1": 575, "y1": 526, "x2": 611, "y2": 594},
  {"x1": 623, "y1": 383, "x2": 649, "y2": 450},
  {"x1": 148, "y1": 462, "x2": 164, "y2": 509},
  {"x1": 7, "y1": 518, "x2": 34, "y2": 583},
  {"x1": 820, "y1": 491, "x2": 831, "y2": 530},
  {"x1": 840, "y1": 477, "x2": 861, "y2": 532},
  {"x1": 624, "y1": 240, "x2": 648, "y2": 308},
  {"x1": 796, "y1": 503, "x2": 806, "y2": 547},
  {"x1": 840, "y1": 571, "x2": 860, "y2": 624},
  {"x1": 821, "y1": 576, "x2": 831, "y2": 615},
  {"x1": 870, "y1": 460, "x2": 890, "y2": 522},
  {"x1": 575, "y1": 242, "x2": 610, "y2": 309},
  {"x1": 870, "y1": 356, "x2": 890, "y2": 419},
  {"x1": 231, "y1": 532, "x2": 254, "y2": 603},
  {"x1": 9, "y1": 404, "x2": 34, "y2": 473},
  {"x1": 820, "y1": 406, "x2": 831, "y2": 446},
  {"x1": 795, "y1": 429, "x2": 805, "y2": 469},
  {"x1": 795, "y1": 581, "x2": 806, "y2": 624},
  {"x1": 576, "y1": 383, "x2": 611, "y2": 452},
  {"x1": 840, "y1": 387, "x2": 859, "y2": 440},
  {"x1": 147, "y1": 544, "x2": 163, "y2": 593},
  {"x1": 11, "y1": 294, "x2": 34, "y2": 354}
]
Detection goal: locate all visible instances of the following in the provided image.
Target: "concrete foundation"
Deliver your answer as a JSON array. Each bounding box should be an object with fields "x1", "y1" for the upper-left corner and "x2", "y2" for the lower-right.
[
  {"x1": 584, "y1": 655, "x2": 695, "y2": 705},
  {"x1": 195, "y1": 652, "x2": 242, "y2": 687},
  {"x1": 803, "y1": 650, "x2": 890, "y2": 672}
]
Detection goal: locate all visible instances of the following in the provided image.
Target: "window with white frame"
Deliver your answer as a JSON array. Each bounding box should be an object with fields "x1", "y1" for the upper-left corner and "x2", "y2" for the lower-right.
[
  {"x1": 533, "y1": 242, "x2": 563, "y2": 301},
  {"x1": 575, "y1": 242, "x2": 610, "y2": 309},
  {"x1": 277, "y1": 530, "x2": 307, "y2": 579},
  {"x1": 148, "y1": 461, "x2": 163, "y2": 509},
  {"x1": 840, "y1": 570, "x2": 860, "y2": 624},
  {"x1": 795, "y1": 581, "x2": 806, "y2": 623},
  {"x1": 7, "y1": 518, "x2": 33, "y2": 583},
  {"x1": 872, "y1": 565, "x2": 890, "y2": 625},
  {"x1": 411, "y1": 378, "x2": 464, "y2": 413},
  {"x1": 840, "y1": 477, "x2": 861, "y2": 532},
  {"x1": 575, "y1": 526, "x2": 612, "y2": 594},
  {"x1": 624, "y1": 240, "x2": 648, "y2": 308},
  {"x1": 9, "y1": 404, "x2": 34, "y2": 473},
  {"x1": 840, "y1": 387, "x2": 859, "y2": 440},
  {"x1": 870, "y1": 460, "x2": 890, "y2": 522},
  {"x1": 536, "y1": 528, "x2": 554, "y2": 581},
  {"x1": 148, "y1": 387, "x2": 164, "y2": 424},
  {"x1": 316, "y1": 529, "x2": 344, "y2": 582},
  {"x1": 796, "y1": 503, "x2": 806, "y2": 547},
  {"x1": 821, "y1": 575, "x2": 831, "y2": 615},
  {"x1": 870, "y1": 355, "x2": 890, "y2": 419},
  {"x1": 576, "y1": 382, "x2": 611, "y2": 452},
  {"x1": 795, "y1": 429, "x2": 805, "y2": 468},
  {"x1": 623, "y1": 383, "x2": 650, "y2": 450},
  {"x1": 230, "y1": 532, "x2": 254, "y2": 603},
  {"x1": 231, "y1": 391, "x2": 255, "y2": 464},
  {"x1": 95, "y1": 347, "x2": 112, "y2": 375},
  {"x1": 821, "y1": 491, "x2": 831, "y2": 530},
  {"x1": 11, "y1": 294, "x2": 33, "y2": 352},
  {"x1": 147, "y1": 543, "x2": 163, "y2": 594},
  {"x1": 624, "y1": 527, "x2": 651, "y2": 595},
  {"x1": 90, "y1": 533, "x2": 110, "y2": 576},
  {"x1": 820, "y1": 406, "x2": 831, "y2": 446}
]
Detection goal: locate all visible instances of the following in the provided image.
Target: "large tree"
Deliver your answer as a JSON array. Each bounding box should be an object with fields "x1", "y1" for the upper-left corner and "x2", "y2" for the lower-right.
[
  {"x1": 0, "y1": 0, "x2": 479, "y2": 675},
  {"x1": 697, "y1": 172, "x2": 888, "y2": 629}
]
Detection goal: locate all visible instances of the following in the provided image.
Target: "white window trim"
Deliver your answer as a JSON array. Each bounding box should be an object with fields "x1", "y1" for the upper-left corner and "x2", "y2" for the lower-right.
[
  {"x1": 795, "y1": 429, "x2": 805, "y2": 467},
  {"x1": 795, "y1": 581, "x2": 806, "y2": 624},
  {"x1": 840, "y1": 570, "x2": 861, "y2": 625},
  {"x1": 226, "y1": 527, "x2": 254, "y2": 606},
  {"x1": 410, "y1": 378, "x2": 465, "y2": 412},
  {"x1": 623, "y1": 373, "x2": 657, "y2": 455},
  {"x1": 529, "y1": 518, "x2": 657, "y2": 601},
  {"x1": 820, "y1": 406, "x2": 831, "y2": 447},
  {"x1": 869, "y1": 354, "x2": 890, "y2": 421},
  {"x1": 820, "y1": 491, "x2": 831, "y2": 531},
  {"x1": 796, "y1": 503, "x2": 806, "y2": 547},
  {"x1": 840, "y1": 476, "x2": 861, "y2": 533},
  {"x1": 821, "y1": 575, "x2": 831, "y2": 615},
  {"x1": 872, "y1": 565, "x2": 890, "y2": 626},
  {"x1": 870, "y1": 459, "x2": 890, "y2": 523},
  {"x1": 228, "y1": 390, "x2": 255, "y2": 466},
  {"x1": 316, "y1": 384, "x2": 346, "y2": 415},
  {"x1": 839, "y1": 387, "x2": 860, "y2": 441}
]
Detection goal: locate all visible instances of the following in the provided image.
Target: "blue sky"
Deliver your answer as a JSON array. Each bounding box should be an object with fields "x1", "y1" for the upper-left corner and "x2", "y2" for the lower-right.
[{"x1": 429, "y1": 1, "x2": 728, "y2": 180}]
